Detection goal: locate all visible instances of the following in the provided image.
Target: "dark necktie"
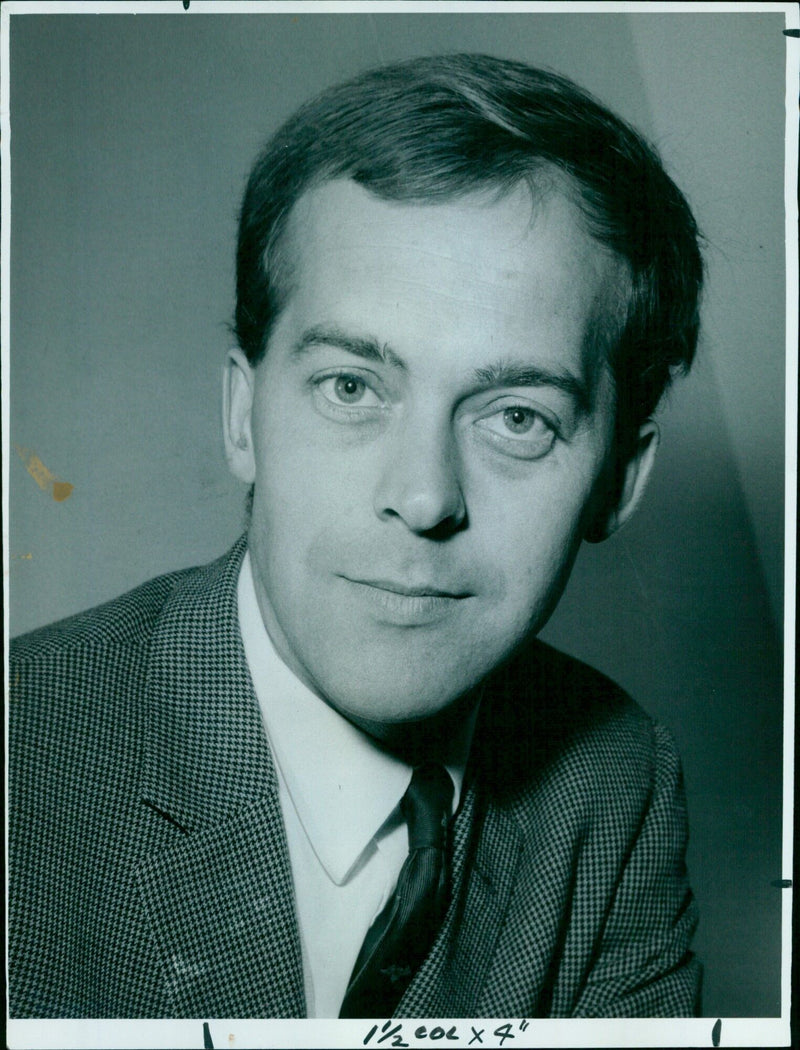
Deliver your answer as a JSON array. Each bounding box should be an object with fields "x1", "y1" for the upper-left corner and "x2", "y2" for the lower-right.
[{"x1": 339, "y1": 763, "x2": 454, "y2": 1019}]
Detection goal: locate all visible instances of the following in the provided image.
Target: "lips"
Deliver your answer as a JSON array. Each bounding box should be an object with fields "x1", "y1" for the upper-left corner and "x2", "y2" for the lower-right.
[
  {"x1": 346, "y1": 576, "x2": 470, "y2": 599},
  {"x1": 338, "y1": 574, "x2": 471, "y2": 626}
]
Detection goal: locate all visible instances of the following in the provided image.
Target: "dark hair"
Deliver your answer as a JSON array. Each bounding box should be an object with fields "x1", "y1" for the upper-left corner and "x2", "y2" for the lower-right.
[{"x1": 235, "y1": 53, "x2": 703, "y2": 447}]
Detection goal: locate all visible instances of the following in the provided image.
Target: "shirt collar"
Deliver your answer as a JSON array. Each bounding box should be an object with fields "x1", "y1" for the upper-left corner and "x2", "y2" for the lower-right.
[{"x1": 237, "y1": 551, "x2": 475, "y2": 885}]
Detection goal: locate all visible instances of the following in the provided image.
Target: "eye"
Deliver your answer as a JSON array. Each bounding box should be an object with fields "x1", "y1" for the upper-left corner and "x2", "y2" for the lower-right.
[
  {"x1": 475, "y1": 403, "x2": 557, "y2": 459},
  {"x1": 332, "y1": 375, "x2": 367, "y2": 404},
  {"x1": 313, "y1": 371, "x2": 384, "y2": 415},
  {"x1": 502, "y1": 406, "x2": 538, "y2": 434},
  {"x1": 318, "y1": 373, "x2": 382, "y2": 407}
]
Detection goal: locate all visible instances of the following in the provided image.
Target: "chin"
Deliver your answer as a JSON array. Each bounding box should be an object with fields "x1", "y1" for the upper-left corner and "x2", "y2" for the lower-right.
[
  {"x1": 322, "y1": 668, "x2": 483, "y2": 736},
  {"x1": 331, "y1": 691, "x2": 457, "y2": 729}
]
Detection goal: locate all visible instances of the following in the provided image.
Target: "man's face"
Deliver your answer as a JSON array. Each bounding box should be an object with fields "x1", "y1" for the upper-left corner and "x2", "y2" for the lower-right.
[{"x1": 226, "y1": 179, "x2": 652, "y2": 733}]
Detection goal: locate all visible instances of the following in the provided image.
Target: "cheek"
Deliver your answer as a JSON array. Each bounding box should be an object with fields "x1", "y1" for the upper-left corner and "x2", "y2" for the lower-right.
[
  {"x1": 470, "y1": 460, "x2": 596, "y2": 554},
  {"x1": 252, "y1": 394, "x2": 329, "y2": 504},
  {"x1": 469, "y1": 472, "x2": 596, "y2": 608},
  {"x1": 250, "y1": 435, "x2": 366, "y2": 586},
  {"x1": 499, "y1": 519, "x2": 581, "y2": 592}
]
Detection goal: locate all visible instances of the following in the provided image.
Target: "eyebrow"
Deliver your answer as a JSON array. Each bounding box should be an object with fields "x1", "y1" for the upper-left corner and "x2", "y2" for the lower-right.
[
  {"x1": 292, "y1": 325, "x2": 591, "y2": 414},
  {"x1": 471, "y1": 361, "x2": 592, "y2": 415},
  {"x1": 291, "y1": 325, "x2": 406, "y2": 370}
]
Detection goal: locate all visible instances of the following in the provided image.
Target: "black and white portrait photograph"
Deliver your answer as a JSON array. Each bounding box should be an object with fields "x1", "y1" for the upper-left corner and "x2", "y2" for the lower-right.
[{"x1": 3, "y1": 3, "x2": 796, "y2": 1047}]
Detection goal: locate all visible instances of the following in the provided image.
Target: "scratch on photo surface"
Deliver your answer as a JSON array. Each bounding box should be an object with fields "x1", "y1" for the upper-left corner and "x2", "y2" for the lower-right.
[{"x1": 14, "y1": 445, "x2": 73, "y2": 501}]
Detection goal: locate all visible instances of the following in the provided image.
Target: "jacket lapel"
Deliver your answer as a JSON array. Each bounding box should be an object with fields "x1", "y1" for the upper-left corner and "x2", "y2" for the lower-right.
[{"x1": 136, "y1": 539, "x2": 305, "y2": 1017}]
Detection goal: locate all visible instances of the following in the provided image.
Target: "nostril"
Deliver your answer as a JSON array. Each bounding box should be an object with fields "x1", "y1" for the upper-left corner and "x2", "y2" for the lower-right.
[
  {"x1": 376, "y1": 489, "x2": 468, "y2": 536},
  {"x1": 421, "y1": 510, "x2": 469, "y2": 541}
]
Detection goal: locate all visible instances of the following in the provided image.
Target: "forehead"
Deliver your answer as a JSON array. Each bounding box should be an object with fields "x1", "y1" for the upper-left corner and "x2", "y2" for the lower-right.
[{"x1": 277, "y1": 178, "x2": 626, "y2": 385}]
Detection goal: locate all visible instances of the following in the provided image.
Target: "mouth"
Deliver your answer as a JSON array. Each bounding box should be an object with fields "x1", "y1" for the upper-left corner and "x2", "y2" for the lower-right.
[
  {"x1": 347, "y1": 577, "x2": 469, "y2": 599},
  {"x1": 338, "y1": 575, "x2": 471, "y2": 625}
]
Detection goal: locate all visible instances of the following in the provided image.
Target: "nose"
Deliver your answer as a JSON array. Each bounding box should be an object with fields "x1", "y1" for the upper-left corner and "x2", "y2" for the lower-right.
[{"x1": 372, "y1": 416, "x2": 467, "y2": 537}]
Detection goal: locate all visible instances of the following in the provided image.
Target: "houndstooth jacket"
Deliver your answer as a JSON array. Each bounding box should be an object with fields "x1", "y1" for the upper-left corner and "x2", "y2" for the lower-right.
[{"x1": 9, "y1": 538, "x2": 701, "y2": 1018}]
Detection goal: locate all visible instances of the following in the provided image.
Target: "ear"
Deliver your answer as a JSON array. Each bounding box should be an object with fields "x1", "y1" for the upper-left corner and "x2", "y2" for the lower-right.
[
  {"x1": 586, "y1": 420, "x2": 660, "y2": 543},
  {"x1": 222, "y1": 348, "x2": 257, "y2": 484}
]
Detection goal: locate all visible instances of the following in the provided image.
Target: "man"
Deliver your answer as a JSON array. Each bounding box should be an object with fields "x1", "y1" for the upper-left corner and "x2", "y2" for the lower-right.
[{"x1": 9, "y1": 53, "x2": 703, "y2": 1019}]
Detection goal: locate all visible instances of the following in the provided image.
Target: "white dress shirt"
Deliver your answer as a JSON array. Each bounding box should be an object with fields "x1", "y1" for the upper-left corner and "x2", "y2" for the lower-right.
[{"x1": 237, "y1": 552, "x2": 475, "y2": 1018}]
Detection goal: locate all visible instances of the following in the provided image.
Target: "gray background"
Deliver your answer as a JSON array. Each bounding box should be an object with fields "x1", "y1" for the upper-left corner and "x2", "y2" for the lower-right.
[{"x1": 8, "y1": 11, "x2": 787, "y2": 1017}]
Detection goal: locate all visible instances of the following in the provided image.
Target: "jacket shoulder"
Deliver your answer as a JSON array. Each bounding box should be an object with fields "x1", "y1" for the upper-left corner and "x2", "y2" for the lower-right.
[
  {"x1": 8, "y1": 547, "x2": 244, "y2": 746},
  {"x1": 478, "y1": 639, "x2": 662, "y2": 812},
  {"x1": 10, "y1": 540, "x2": 246, "y2": 734},
  {"x1": 11, "y1": 569, "x2": 191, "y2": 664},
  {"x1": 491, "y1": 637, "x2": 653, "y2": 739},
  {"x1": 8, "y1": 565, "x2": 204, "y2": 775},
  {"x1": 10, "y1": 547, "x2": 239, "y2": 665}
]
